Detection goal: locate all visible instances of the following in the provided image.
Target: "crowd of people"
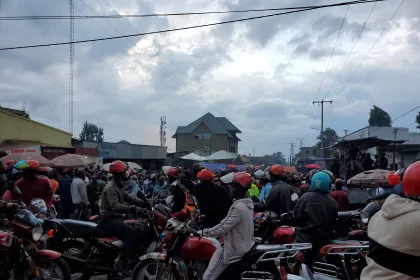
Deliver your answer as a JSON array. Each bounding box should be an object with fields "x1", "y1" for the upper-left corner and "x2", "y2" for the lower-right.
[{"x1": 1, "y1": 157, "x2": 419, "y2": 280}]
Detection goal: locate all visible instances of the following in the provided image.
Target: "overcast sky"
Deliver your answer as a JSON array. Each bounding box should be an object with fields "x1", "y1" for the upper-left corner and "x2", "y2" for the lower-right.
[{"x1": 1, "y1": 0, "x2": 419, "y2": 156}]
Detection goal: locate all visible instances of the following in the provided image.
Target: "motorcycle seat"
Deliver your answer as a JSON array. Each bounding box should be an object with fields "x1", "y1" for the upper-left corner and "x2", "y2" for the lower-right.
[
  {"x1": 319, "y1": 241, "x2": 362, "y2": 255},
  {"x1": 58, "y1": 219, "x2": 107, "y2": 237}
]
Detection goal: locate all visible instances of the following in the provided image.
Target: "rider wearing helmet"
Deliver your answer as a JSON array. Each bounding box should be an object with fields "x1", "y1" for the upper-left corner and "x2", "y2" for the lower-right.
[
  {"x1": 294, "y1": 172, "x2": 338, "y2": 268},
  {"x1": 361, "y1": 161, "x2": 420, "y2": 280},
  {"x1": 15, "y1": 160, "x2": 53, "y2": 211},
  {"x1": 199, "y1": 172, "x2": 255, "y2": 280},
  {"x1": 98, "y1": 160, "x2": 148, "y2": 272},
  {"x1": 185, "y1": 169, "x2": 232, "y2": 229},
  {"x1": 254, "y1": 164, "x2": 293, "y2": 216},
  {"x1": 165, "y1": 167, "x2": 187, "y2": 214}
]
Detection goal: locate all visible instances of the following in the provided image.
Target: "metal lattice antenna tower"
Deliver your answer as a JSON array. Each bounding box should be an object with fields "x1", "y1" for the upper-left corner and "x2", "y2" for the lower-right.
[
  {"x1": 69, "y1": 0, "x2": 74, "y2": 134},
  {"x1": 160, "y1": 116, "x2": 167, "y2": 146}
]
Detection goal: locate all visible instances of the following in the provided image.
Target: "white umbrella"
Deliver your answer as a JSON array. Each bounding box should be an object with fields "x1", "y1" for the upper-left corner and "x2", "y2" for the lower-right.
[
  {"x1": 128, "y1": 162, "x2": 143, "y2": 170},
  {"x1": 102, "y1": 163, "x2": 111, "y2": 171}
]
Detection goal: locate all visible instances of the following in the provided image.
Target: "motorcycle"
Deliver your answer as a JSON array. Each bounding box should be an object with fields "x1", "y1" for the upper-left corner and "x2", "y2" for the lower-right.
[
  {"x1": 0, "y1": 206, "x2": 71, "y2": 280},
  {"x1": 45, "y1": 203, "x2": 171, "y2": 278},
  {"x1": 132, "y1": 217, "x2": 313, "y2": 280}
]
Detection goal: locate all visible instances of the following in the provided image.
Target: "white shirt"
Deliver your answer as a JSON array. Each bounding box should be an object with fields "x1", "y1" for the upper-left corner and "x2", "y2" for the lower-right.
[{"x1": 71, "y1": 178, "x2": 89, "y2": 205}]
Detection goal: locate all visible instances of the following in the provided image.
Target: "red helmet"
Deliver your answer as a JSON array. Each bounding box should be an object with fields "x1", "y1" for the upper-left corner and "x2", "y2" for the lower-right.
[
  {"x1": 198, "y1": 169, "x2": 214, "y2": 181},
  {"x1": 233, "y1": 172, "x2": 254, "y2": 188},
  {"x1": 109, "y1": 160, "x2": 126, "y2": 173},
  {"x1": 26, "y1": 160, "x2": 40, "y2": 170},
  {"x1": 167, "y1": 167, "x2": 180, "y2": 177},
  {"x1": 269, "y1": 164, "x2": 284, "y2": 176},
  {"x1": 402, "y1": 161, "x2": 420, "y2": 196}
]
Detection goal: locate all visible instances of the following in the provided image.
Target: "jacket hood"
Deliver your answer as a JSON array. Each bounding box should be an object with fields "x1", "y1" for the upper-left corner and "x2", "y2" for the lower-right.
[
  {"x1": 234, "y1": 197, "x2": 254, "y2": 210},
  {"x1": 381, "y1": 194, "x2": 420, "y2": 219}
]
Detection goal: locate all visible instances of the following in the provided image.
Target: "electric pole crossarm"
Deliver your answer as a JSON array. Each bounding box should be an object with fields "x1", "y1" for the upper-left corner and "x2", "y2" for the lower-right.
[{"x1": 312, "y1": 100, "x2": 333, "y2": 157}]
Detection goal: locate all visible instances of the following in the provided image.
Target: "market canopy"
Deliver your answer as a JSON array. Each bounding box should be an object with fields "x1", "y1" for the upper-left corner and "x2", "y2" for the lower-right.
[
  {"x1": 347, "y1": 169, "x2": 392, "y2": 187},
  {"x1": 331, "y1": 137, "x2": 406, "y2": 150},
  {"x1": 205, "y1": 150, "x2": 238, "y2": 161},
  {"x1": 180, "y1": 152, "x2": 206, "y2": 161}
]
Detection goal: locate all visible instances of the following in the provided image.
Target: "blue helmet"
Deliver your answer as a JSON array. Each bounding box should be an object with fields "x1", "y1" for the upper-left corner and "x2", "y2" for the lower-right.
[{"x1": 310, "y1": 172, "x2": 331, "y2": 193}]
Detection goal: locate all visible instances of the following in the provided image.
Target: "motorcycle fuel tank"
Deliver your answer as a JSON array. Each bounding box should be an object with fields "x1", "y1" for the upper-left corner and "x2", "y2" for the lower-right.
[
  {"x1": 271, "y1": 226, "x2": 295, "y2": 244},
  {"x1": 181, "y1": 237, "x2": 218, "y2": 261}
]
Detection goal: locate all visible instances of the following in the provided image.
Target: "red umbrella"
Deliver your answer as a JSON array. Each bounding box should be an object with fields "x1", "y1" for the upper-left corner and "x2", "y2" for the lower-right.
[
  {"x1": 226, "y1": 164, "x2": 237, "y2": 169},
  {"x1": 305, "y1": 163, "x2": 321, "y2": 169},
  {"x1": 0, "y1": 153, "x2": 51, "y2": 165}
]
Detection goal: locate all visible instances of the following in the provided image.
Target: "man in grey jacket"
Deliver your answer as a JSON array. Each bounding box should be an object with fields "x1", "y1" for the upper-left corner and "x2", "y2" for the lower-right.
[{"x1": 199, "y1": 172, "x2": 255, "y2": 280}]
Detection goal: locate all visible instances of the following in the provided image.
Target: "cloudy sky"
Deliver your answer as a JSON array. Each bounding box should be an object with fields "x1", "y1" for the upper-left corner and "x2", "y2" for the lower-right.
[{"x1": 1, "y1": 0, "x2": 419, "y2": 156}]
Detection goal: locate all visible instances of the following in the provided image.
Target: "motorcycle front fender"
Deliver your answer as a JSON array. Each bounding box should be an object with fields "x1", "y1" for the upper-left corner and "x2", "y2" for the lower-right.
[
  {"x1": 29, "y1": 249, "x2": 61, "y2": 261},
  {"x1": 139, "y1": 253, "x2": 187, "y2": 280}
]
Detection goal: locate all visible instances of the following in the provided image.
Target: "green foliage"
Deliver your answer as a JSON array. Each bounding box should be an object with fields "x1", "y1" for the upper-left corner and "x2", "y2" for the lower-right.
[
  {"x1": 316, "y1": 127, "x2": 339, "y2": 157},
  {"x1": 79, "y1": 121, "x2": 104, "y2": 142},
  {"x1": 416, "y1": 112, "x2": 420, "y2": 130},
  {"x1": 368, "y1": 105, "x2": 392, "y2": 127}
]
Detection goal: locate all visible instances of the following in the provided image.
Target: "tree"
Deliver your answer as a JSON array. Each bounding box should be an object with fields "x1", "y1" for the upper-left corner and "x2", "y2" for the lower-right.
[
  {"x1": 416, "y1": 112, "x2": 420, "y2": 129},
  {"x1": 316, "y1": 127, "x2": 339, "y2": 157},
  {"x1": 368, "y1": 105, "x2": 392, "y2": 127},
  {"x1": 272, "y1": 152, "x2": 286, "y2": 165},
  {"x1": 79, "y1": 121, "x2": 104, "y2": 142}
]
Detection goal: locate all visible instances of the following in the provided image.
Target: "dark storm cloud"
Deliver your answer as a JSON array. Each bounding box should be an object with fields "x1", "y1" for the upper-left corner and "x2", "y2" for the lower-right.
[{"x1": 293, "y1": 41, "x2": 313, "y2": 55}]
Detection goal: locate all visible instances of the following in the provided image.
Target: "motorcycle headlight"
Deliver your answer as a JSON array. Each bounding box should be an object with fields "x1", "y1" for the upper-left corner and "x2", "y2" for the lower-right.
[
  {"x1": 32, "y1": 225, "x2": 43, "y2": 241},
  {"x1": 361, "y1": 213, "x2": 369, "y2": 224}
]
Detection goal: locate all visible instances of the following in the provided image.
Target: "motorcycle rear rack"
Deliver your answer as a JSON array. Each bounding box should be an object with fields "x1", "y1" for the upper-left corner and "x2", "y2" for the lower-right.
[
  {"x1": 241, "y1": 271, "x2": 274, "y2": 280},
  {"x1": 255, "y1": 243, "x2": 312, "y2": 264},
  {"x1": 323, "y1": 244, "x2": 368, "y2": 256},
  {"x1": 313, "y1": 262, "x2": 340, "y2": 279}
]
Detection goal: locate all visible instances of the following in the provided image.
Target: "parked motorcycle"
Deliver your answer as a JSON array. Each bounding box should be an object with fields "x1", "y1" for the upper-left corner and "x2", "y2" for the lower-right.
[
  {"x1": 0, "y1": 207, "x2": 71, "y2": 280},
  {"x1": 45, "y1": 203, "x2": 171, "y2": 278},
  {"x1": 132, "y1": 217, "x2": 313, "y2": 280}
]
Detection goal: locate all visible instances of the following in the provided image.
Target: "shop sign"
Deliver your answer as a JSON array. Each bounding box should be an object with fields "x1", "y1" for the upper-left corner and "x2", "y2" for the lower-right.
[
  {"x1": 6, "y1": 145, "x2": 41, "y2": 155},
  {"x1": 42, "y1": 147, "x2": 67, "y2": 153},
  {"x1": 98, "y1": 143, "x2": 116, "y2": 159}
]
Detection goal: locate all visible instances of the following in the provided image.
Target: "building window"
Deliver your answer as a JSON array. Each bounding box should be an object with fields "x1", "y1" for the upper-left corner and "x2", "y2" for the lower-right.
[
  {"x1": 194, "y1": 133, "x2": 211, "y2": 140},
  {"x1": 229, "y1": 146, "x2": 236, "y2": 153}
]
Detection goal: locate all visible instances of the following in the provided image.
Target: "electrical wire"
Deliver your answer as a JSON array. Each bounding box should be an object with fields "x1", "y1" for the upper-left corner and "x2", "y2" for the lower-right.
[
  {"x1": 331, "y1": 0, "x2": 405, "y2": 102},
  {"x1": 0, "y1": 0, "x2": 387, "y2": 51},
  {"x1": 309, "y1": 3, "x2": 349, "y2": 120},
  {"x1": 322, "y1": 0, "x2": 378, "y2": 100},
  {"x1": 0, "y1": 0, "x2": 386, "y2": 20}
]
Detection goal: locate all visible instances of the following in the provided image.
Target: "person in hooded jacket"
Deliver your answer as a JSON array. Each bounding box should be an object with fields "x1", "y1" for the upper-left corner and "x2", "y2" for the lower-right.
[
  {"x1": 361, "y1": 161, "x2": 420, "y2": 280},
  {"x1": 194, "y1": 172, "x2": 255, "y2": 280},
  {"x1": 185, "y1": 169, "x2": 232, "y2": 229},
  {"x1": 254, "y1": 164, "x2": 293, "y2": 216},
  {"x1": 294, "y1": 171, "x2": 338, "y2": 269}
]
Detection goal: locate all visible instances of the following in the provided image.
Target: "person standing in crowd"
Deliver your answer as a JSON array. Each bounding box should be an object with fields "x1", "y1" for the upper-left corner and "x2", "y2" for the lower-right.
[
  {"x1": 145, "y1": 174, "x2": 158, "y2": 198},
  {"x1": 57, "y1": 169, "x2": 74, "y2": 219},
  {"x1": 379, "y1": 153, "x2": 389, "y2": 170},
  {"x1": 363, "y1": 153, "x2": 374, "y2": 171},
  {"x1": 254, "y1": 164, "x2": 293, "y2": 216},
  {"x1": 330, "y1": 179, "x2": 349, "y2": 211},
  {"x1": 294, "y1": 172, "x2": 338, "y2": 269},
  {"x1": 124, "y1": 174, "x2": 139, "y2": 197},
  {"x1": 152, "y1": 175, "x2": 169, "y2": 201},
  {"x1": 361, "y1": 161, "x2": 420, "y2": 280},
  {"x1": 87, "y1": 175, "x2": 103, "y2": 215},
  {"x1": 71, "y1": 170, "x2": 89, "y2": 220},
  {"x1": 184, "y1": 169, "x2": 232, "y2": 229},
  {"x1": 48, "y1": 171, "x2": 60, "y2": 193},
  {"x1": 0, "y1": 162, "x2": 7, "y2": 196},
  {"x1": 332, "y1": 154, "x2": 340, "y2": 179},
  {"x1": 257, "y1": 174, "x2": 272, "y2": 201}
]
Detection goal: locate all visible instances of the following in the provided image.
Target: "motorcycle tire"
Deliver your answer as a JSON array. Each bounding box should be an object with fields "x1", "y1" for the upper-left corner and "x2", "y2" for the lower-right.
[
  {"x1": 16, "y1": 257, "x2": 71, "y2": 280},
  {"x1": 131, "y1": 258, "x2": 182, "y2": 280}
]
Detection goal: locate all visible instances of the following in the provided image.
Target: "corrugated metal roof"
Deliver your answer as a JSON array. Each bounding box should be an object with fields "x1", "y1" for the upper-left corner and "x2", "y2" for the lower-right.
[{"x1": 173, "y1": 112, "x2": 240, "y2": 137}]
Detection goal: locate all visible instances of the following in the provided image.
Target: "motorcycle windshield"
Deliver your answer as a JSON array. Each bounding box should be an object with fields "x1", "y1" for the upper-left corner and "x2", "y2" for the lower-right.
[
  {"x1": 14, "y1": 209, "x2": 39, "y2": 227},
  {"x1": 30, "y1": 198, "x2": 47, "y2": 215},
  {"x1": 363, "y1": 201, "x2": 381, "y2": 216}
]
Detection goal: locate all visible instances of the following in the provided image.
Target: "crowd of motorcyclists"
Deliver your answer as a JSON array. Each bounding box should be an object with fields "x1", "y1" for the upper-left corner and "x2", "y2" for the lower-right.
[{"x1": 1, "y1": 157, "x2": 420, "y2": 280}]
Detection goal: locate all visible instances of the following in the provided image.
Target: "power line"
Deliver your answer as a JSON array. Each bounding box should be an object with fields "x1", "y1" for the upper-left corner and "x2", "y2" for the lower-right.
[
  {"x1": 392, "y1": 105, "x2": 420, "y2": 123},
  {"x1": 315, "y1": 4, "x2": 349, "y2": 101},
  {"x1": 331, "y1": 0, "x2": 405, "y2": 102},
  {"x1": 323, "y1": 0, "x2": 378, "y2": 100},
  {"x1": 0, "y1": 0, "x2": 387, "y2": 51},
  {"x1": 0, "y1": 1, "x2": 386, "y2": 21}
]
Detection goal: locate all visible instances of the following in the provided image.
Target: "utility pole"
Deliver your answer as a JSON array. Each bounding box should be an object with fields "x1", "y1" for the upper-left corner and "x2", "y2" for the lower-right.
[
  {"x1": 392, "y1": 128, "x2": 400, "y2": 170},
  {"x1": 313, "y1": 100, "x2": 333, "y2": 157},
  {"x1": 344, "y1": 130, "x2": 349, "y2": 136},
  {"x1": 288, "y1": 143, "x2": 295, "y2": 166},
  {"x1": 253, "y1": 148, "x2": 255, "y2": 157}
]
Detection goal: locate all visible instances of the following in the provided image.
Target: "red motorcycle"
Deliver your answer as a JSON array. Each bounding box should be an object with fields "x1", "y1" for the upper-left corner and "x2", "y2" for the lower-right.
[
  {"x1": 45, "y1": 203, "x2": 171, "y2": 279},
  {"x1": 132, "y1": 218, "x2": 312, "y2": 280},
  {"x1": 0, "y1": 208, "x2": 71, "y2": 280}
]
